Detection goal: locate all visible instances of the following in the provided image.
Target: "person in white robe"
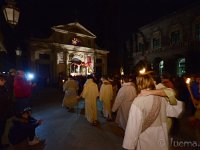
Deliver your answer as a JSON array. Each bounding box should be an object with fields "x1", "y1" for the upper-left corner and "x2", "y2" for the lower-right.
[
  {"x1": 139, "y1": 73, "x2": 180, "y2": 132},
  {"x1": 62, "y1": 76, "x2": 79, "y2": 111},
  {"x1": 123, "y1": 73, "x2": 182, "y2": 150},
  {"x1": 99, "y1": 76, "x2": 113, "y2": 120},
  {"x1": 112, "y1": 75, "x2": 137, "y2": 130},
  {"x1": 81, "y1": 75, "x2": 99, "y2": 125}
]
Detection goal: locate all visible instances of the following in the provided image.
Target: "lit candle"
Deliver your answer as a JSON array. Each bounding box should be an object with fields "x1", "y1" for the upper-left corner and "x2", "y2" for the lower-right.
[
  {"x1": 139, "y1": 68, "x2": 146, "y2": 74},
  {"x1": 186, "y1": 78, "x2": 191, "y2": 84}
]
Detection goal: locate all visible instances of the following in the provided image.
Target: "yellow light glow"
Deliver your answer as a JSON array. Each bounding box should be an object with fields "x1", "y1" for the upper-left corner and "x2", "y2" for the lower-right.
[
  {"x1": 186, "y1": 78, "x2": 191, "y2": 84},
  {"x1": 139, "y1": 68, "x2": 146, "y2": 74},
  {"x1": 120, "y1": 67, "x2": 124, "y2": 75},
  {"x1": 71, "y1": 73, "x2": 75, "y2": 76}
]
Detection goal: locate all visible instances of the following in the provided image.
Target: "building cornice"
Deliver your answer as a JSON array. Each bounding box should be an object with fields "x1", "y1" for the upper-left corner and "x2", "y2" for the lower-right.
[{"x1": 52, "y1": 28, "x2": 96, "y2": 39}]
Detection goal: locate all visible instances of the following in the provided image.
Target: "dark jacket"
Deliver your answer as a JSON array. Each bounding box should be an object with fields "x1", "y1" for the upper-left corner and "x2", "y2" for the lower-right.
[
  {"x1": 8, "y1": 116, "x2": 39, "y2": 145},
  {"x1": 0, "y1": 85, "x2": 11, "y2": 120}
]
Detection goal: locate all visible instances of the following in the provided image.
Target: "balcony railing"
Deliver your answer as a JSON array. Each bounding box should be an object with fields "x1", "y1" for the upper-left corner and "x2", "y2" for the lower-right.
[{"x1": 133, "y1": 40, "x2": 200, "y2": 56}]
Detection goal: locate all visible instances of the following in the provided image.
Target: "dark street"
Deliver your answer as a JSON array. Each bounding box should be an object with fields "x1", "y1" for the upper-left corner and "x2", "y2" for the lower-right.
[
  {"x1": 2, "y1": 87, "x2": 200, "y2": 150},
  {"x1": 3, "y1": 87, "x2": 124, "y2": 150}
]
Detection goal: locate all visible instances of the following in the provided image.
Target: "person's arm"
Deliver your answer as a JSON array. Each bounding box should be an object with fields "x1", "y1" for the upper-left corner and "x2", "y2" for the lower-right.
[
  {"x1": 139, "y1": 88, "x2": 177, "y2": 105},
  {"x1": 139, "y1": 89, "x2": 166, "y2": 97},
  {"x1": 162, "y1": 88, "x2": 177, "y2": 105},
  {"x1": 80, "y1": 85, "x2": 87, "y2": 98},
  {"x1": 112, "y1": 88, "x2": 124, "y2": 112},
  {"x1": 13, "y1": 117, "x2": 29, "y2": 124}
]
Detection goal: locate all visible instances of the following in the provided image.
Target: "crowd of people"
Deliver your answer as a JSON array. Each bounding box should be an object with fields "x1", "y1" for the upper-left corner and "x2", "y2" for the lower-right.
[
  {"x1": 0, "y1": 67, "x2": 200, "y2": 149},
  {"x1": 61, "y1": 71, "x2": 200, "y2": 150},
  {"x1": 0, "y1": 69, "x2": 43, "y2": 150}
]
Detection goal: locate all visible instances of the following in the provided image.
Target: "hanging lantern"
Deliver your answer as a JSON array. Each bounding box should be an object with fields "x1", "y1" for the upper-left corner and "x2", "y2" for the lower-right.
[
  {"x1": 15, "y1": 47, "x2": 22, "y2": 56},
  {"x1": 2, "y1": 0, "x2": 20, "y2": 27}
]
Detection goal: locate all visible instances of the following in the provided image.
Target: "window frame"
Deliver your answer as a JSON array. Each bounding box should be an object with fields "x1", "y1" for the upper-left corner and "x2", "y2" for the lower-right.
[{"x1": 152, "y1": 31, "x2": 161, "y2": 50}]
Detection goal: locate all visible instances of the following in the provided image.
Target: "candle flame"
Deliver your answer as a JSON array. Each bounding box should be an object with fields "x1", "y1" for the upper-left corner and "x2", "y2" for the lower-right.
[
  {"x1": 186, "y1": 78, "x2": 191, "y2": 84},
  {"x1": 139, "y1": 68, "x2": 146, "y2": 74}
]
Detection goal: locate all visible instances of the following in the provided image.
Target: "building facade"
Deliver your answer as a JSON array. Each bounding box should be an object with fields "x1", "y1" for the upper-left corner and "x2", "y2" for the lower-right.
[
  {"x1": 28, "y1": 22, "x2": 109, "y2": 83},
  {"x1": 128, "y1": 2, "x2": 200, "y2": 77}
]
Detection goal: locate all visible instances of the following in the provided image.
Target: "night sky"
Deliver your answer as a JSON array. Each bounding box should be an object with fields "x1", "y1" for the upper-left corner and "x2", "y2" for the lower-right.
[
  {"x1": 0, "y1": 0, "x2": 200, "y2": 71},
  {"x1": 15, "y1": 0, "x2": 199, "y2": 47}
]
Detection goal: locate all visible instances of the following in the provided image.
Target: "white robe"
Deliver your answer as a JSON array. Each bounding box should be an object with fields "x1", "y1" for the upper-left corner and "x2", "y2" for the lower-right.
[
  {"x1": 112, "y1": 82, "x2": 137, "y2": 130},
  {"x1": 156, "y1": 83, "x2": 179, "y2": 132},
  {"x1": 99, "y1": 80, "x2": 113, "y2": 118},
  {"x1": 123, "y1": 95, "x2": 169, "y2": 150},
  {"x1": 81, "y1": 79, "x2": 99, "y2": 123}
]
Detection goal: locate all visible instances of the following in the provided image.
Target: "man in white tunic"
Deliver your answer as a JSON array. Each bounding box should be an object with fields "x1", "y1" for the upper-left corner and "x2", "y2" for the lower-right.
[
  {"x1": 81, "y1": 75, "x2": 99, "y2": 125},
  {"x1": 112, "y1": 75, "x2": 137, "y2": 130},
  {"x1": 123, "y1": 74, "x2": 182, "y2": 150}
]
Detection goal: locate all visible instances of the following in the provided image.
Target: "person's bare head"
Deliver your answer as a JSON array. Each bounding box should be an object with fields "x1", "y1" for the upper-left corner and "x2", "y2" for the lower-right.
[
  {"x1": 16, "y1": 70, "x2": 25, "y2": 78},
  {"x1": 136, "y1": 74, "x2": 156, "y2": 93}
]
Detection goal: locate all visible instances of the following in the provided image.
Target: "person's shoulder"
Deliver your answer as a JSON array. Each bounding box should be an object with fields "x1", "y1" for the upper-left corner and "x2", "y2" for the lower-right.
[
  {"x1": 92, "y1": 82, "x2": 98, "y2": 87},
  {"x1": 156, "y1": 83, "x2": 165, "y2": 89},
  {"x1": 133, "y1": 96, "x2": 145, "y2": 104},
  {"x1": 131, "y1": 96, "x2": 145, "y2": 111},
  {"x1": 133, "y1": 95, "x2": 154, "y2": 105}
]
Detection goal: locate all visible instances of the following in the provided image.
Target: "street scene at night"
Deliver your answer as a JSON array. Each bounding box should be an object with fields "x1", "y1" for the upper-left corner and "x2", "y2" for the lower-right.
[{"x1": 0, "y1": 0, "x2": 200, "y2": 150}]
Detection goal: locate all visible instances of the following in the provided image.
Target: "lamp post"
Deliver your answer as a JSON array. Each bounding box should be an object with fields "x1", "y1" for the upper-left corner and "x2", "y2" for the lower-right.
[
  {"x1": 15, "y1": 47, "x2": 22, "y2": 69},
  {"x1": 2, "y1": 0, "x2": 20, "y2": 27},
  {"x1": 2, "y1": 0, "x2": 21, "y2": 70}
]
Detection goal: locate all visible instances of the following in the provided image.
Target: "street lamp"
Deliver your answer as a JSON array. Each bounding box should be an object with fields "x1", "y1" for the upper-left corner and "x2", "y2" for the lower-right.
[
  {"x1": 2, "y1": 0, "x2": 21, "y2": 70},
  {"x1": 15, "y1": 47, "x2": 22, "y2": 69},
  {"x1": 15, "y1": 47, "x2": 22, "y2": 56},
  {"x1": 2, "y1": 0, "x2": 20, "y2": 27}
]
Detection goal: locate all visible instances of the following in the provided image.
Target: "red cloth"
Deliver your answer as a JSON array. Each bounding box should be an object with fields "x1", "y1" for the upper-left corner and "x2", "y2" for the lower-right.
[{"x1": 14, "y1": 76, "x2": 32, "y2": 98}]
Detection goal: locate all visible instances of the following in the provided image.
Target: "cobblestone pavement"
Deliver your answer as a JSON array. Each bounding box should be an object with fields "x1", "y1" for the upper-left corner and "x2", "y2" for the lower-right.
[{"x1": 2, "y1": 87, "x2": 200, "y2": 150}]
